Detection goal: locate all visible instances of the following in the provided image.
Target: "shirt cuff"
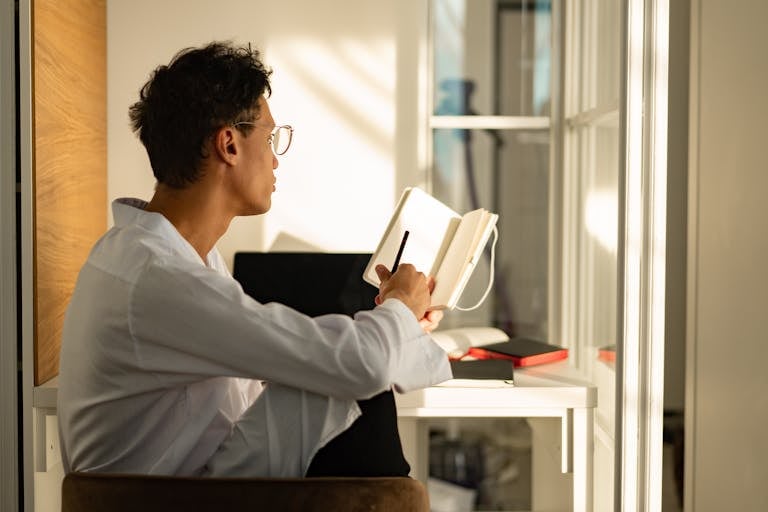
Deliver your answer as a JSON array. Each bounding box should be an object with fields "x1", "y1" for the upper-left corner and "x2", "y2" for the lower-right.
[
  {"x1": 378, "y1": 298, "x2": 423, "y2": 333},
  {"x1": 377, "y1": 299, "x2": 453, "y2": 392}
]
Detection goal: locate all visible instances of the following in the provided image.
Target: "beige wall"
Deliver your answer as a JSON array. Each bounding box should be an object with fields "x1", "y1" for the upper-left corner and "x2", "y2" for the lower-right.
[
  {"x1": 687, "y1": 0, "x2": 768, "y2": 509},
  {"x1": 107, "y1": 0, "x2": 427, "y2": 269}
]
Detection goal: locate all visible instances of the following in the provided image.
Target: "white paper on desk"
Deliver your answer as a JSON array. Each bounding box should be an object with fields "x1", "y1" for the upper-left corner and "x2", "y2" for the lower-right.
[
  {"x1": 435, "y1": 379, "x2": 514, "y2": 388},
  {"x1": 430, "y1": 326, "x2": 509, "y2": 358}
]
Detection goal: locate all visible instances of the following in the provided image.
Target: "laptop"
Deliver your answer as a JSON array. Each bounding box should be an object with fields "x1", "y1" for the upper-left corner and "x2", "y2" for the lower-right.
[{"x1": 232, "y1": 252, "x2": 379, "y2": 317}]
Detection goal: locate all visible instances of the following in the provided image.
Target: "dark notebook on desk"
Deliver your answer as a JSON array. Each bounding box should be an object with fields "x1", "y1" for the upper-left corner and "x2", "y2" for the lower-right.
[
  {"x1": 449, "y1": 359, "x2": 515, "y2": 381},
  {"x1": 233, "y1": 252, "x2": 379, "y2": 317}
]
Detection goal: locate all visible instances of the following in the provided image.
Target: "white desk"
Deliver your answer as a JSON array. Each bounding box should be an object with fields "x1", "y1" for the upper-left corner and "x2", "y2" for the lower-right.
[{"x1": 396, "y1": 361, "x2": 596, "y2": 512}]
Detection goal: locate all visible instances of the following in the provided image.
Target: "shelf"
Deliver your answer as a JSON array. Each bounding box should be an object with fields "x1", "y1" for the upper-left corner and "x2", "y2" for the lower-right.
[{"x1": 430, "y1": 115, "x2": 550, "y2": 130}]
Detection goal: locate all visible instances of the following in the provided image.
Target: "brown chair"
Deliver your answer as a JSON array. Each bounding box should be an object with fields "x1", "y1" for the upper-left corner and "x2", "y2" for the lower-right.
[{"x1": 61, "y1": 472, "x2": 430, "y2": 512}]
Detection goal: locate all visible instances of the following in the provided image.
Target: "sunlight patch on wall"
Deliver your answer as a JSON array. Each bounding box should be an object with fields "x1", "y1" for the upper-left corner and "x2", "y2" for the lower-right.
[{"x1": 260, "y1": 39, "x2": 399, "y2": 252}]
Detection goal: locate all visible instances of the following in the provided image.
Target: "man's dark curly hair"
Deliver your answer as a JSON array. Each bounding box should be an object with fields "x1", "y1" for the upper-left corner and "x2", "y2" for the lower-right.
[{"x1": 129, "y1": 42, "x2": 272, "y2": 188}]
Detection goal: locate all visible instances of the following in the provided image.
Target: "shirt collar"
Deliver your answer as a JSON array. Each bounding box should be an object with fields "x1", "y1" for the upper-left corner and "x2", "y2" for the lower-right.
[
  {"x1": 113, "y1": 198, "x2": 152, "y2": 227},
  {"x1": 112, "y1": 198, "x2": 210, "y2": 266}
]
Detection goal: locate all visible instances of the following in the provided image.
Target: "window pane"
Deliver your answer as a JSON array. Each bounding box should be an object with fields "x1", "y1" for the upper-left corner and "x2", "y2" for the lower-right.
[
  {"x1": 432, "y1": 0, "x2": 552, "y2": 117},
  {"x1": 595, "y1": 0, "x2": 620, "y2": 108},
  {"x1": 586, "y1": 124, "x2": 619, "y2": 348},
  {"x1": 432, "y1": 127, "x2": 549, "y2": 335},
  {"x1": 574, "y1": 0, "x2": 620, "y2": 112},
  {"x1": 561, "y1": 0, "x2": 621, "y2": 504},
  {"x1": 568, "y1": 122, "x2": 619, "y2": 358}
]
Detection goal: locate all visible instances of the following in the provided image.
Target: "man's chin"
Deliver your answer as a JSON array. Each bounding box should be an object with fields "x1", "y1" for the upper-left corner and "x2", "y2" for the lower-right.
[{"x1": 241, "y1": 201, "x2": 271, "y2": 217}]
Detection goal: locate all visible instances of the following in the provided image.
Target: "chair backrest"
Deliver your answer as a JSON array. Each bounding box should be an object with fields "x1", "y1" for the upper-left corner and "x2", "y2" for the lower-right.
[{"x1": 62, "y1": 472, "x2": 430, "y2": 512}]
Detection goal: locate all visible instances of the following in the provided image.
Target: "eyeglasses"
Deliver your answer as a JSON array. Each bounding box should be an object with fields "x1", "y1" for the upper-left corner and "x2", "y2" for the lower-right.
[{"x1": 233, "y1": 122, "x2": 294, "y2": 155}]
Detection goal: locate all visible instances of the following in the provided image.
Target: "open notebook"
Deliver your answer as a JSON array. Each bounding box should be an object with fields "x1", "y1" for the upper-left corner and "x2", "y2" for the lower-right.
[{"x1": 363, "y1": 187, "x2": 498, "y2": 310}]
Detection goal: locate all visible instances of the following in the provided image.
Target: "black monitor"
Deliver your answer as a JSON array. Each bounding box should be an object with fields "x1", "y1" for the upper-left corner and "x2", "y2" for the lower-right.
[{"x1": 232, "y1": 252, "x2": 379, "y2": 317}]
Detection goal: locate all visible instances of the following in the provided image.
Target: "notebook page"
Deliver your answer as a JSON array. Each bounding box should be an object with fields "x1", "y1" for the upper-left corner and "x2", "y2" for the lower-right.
[
  {"x1": 363, "y1": 188, "x2": 460, "y2": 286},
  {"x1": 431, "y1": 208, "x2": 488, "y2": 307}
]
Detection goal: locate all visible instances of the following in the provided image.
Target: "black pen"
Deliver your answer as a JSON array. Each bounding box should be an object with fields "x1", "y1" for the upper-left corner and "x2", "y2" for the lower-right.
[{"x1": 391, "y1": 230, "x2": 409, "y2": 273}]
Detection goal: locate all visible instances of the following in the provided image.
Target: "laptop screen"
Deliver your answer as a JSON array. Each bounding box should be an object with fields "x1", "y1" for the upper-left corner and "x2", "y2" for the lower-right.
[{"x1": 232, "y1": 252, "x2": 379, "y2": 317}]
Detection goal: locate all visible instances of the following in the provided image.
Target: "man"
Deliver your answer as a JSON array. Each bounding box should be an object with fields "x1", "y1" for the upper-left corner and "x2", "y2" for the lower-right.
[{"x1": 57, "y1": 42, "x2": 451, "y2": 478}]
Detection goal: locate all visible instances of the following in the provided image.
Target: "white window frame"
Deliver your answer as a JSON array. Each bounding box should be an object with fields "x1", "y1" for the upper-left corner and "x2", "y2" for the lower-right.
[
  {"x1": 616, "y1": 0, "x2": 669, "y2": 510},
  {"x1": 560, "y1": 0, "x2": 670, "y2": 510}
]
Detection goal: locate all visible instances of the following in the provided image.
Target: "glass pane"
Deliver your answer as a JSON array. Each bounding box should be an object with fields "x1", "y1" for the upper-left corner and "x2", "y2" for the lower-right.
[
  {"x1": 569, "y1": 124, "x2": 620, "y2": 357},
  {"x1": 595, "y1": 0, "x2": 620, "y2": 108},
  {"x1": 565, "y1": 124, "x2": 619, "y2": 354},
  {"x1": 496, "y1": 130, "x2": 549, "y2": 338},
  {"x1": 586, "y1": 124, "x2": 619, "y2": 348},
  {"x1": 432, "y1": 0, "x2": 552, "y2": 117},
  {"x1": 432, "y1": 127, "x2": 549, "y2": 335},
  {"x1": 574, "y1": 0, "x2": 620, "y2": 112},
  {"x1": 562, "y1": 0, "x2": 620, "y2": 496}
]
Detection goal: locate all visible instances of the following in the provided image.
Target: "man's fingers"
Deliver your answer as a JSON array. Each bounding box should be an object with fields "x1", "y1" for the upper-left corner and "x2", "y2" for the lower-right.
[
  {"x1": 419, "y1": 309, "x2": 444, "y2": 333},
  {"x1": 375, "y1": 263, "x2": 431, "y2": 320},
  {"x1": 426, "y1": 309, "x2": 443, "y2": 324},
  {"x1": 375, "y1": 264, "x2": 392, "y2": 282}
]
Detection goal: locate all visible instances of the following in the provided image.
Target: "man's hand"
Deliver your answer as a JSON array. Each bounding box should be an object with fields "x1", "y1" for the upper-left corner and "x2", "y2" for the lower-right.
[
  {"x1": 418, "y1": 309, "x2": 444, "y2": 333},
  {"x1": 375, "y1": 264, "x2": 432, "y2": 323}
]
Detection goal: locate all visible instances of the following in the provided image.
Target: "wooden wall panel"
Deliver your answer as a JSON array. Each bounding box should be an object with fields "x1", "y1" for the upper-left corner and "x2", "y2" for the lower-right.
[{"x1": 33, "y1": 0, "x2": 106, "y2": 385}]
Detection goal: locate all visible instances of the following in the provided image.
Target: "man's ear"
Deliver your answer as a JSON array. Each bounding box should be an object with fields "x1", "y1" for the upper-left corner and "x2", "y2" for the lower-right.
[{"x1": 213, "y1": 126, "x2": 238, "y2": 165}]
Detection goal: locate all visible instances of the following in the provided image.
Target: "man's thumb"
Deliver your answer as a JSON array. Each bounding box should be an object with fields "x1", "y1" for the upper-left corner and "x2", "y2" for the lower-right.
[{"x1": 375, "y1": 264, "x2": 391, "y2": 281}]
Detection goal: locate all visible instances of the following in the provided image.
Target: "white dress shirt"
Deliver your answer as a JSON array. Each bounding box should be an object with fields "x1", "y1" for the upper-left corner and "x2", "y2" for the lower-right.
[{"x1": 57, "y1": 198, "x2": 452, "y2": 476}]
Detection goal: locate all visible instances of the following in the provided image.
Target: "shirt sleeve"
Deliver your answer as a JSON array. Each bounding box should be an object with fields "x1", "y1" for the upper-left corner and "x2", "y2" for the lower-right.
[{"x1": 128, "y1": 258, "x2": 452, "y2": 400}]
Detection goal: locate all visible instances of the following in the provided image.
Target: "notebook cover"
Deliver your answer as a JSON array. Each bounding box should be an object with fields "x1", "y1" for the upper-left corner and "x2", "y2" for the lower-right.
[
  {"x1": 467, "y1": 338, "x2": 568, "y2": 368},
  {"x1": 449, "y1": 359, "x2": 514, "y2": 381},
  {"x1": 598, "y1": 345, "x2": 616, "y2": 363}
]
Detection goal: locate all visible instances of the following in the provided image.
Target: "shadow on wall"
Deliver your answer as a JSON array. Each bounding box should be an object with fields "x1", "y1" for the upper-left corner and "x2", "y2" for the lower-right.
[{"x1": 268, "y1": 232, "x2": 324, "y2": 252}]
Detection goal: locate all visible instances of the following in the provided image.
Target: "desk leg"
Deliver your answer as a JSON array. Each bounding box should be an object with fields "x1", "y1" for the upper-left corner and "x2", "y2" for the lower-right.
[
  {"x1": 529, "y1": 409, "x2": 594, "y2": 512},
  {"x1": 572, "y1": 407, "x2": 594, "y2": 512},
  {"x1": 397, "y1": 417, "x2": 429, "y2": 483},
  {"x1": 529, "y1": 417, "x2": 571, "y2": 511},
  {"x1": 33, "y1": 409, "x2": 63, "y2": 512}
]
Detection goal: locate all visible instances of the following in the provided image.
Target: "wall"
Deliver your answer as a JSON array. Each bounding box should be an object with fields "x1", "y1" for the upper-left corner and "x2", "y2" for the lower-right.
[
  {"x1": 108, "y1": 0, "x2": 427, "y2": 270},
  {"x1": 687, "y1": 0, "x2": 768, "y2": 509}
]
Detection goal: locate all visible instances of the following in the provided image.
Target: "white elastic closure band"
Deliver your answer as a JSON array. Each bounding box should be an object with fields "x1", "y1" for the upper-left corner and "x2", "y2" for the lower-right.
[{"x1": 455, "y1": 226, "x2": 499, "y2": 312}]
